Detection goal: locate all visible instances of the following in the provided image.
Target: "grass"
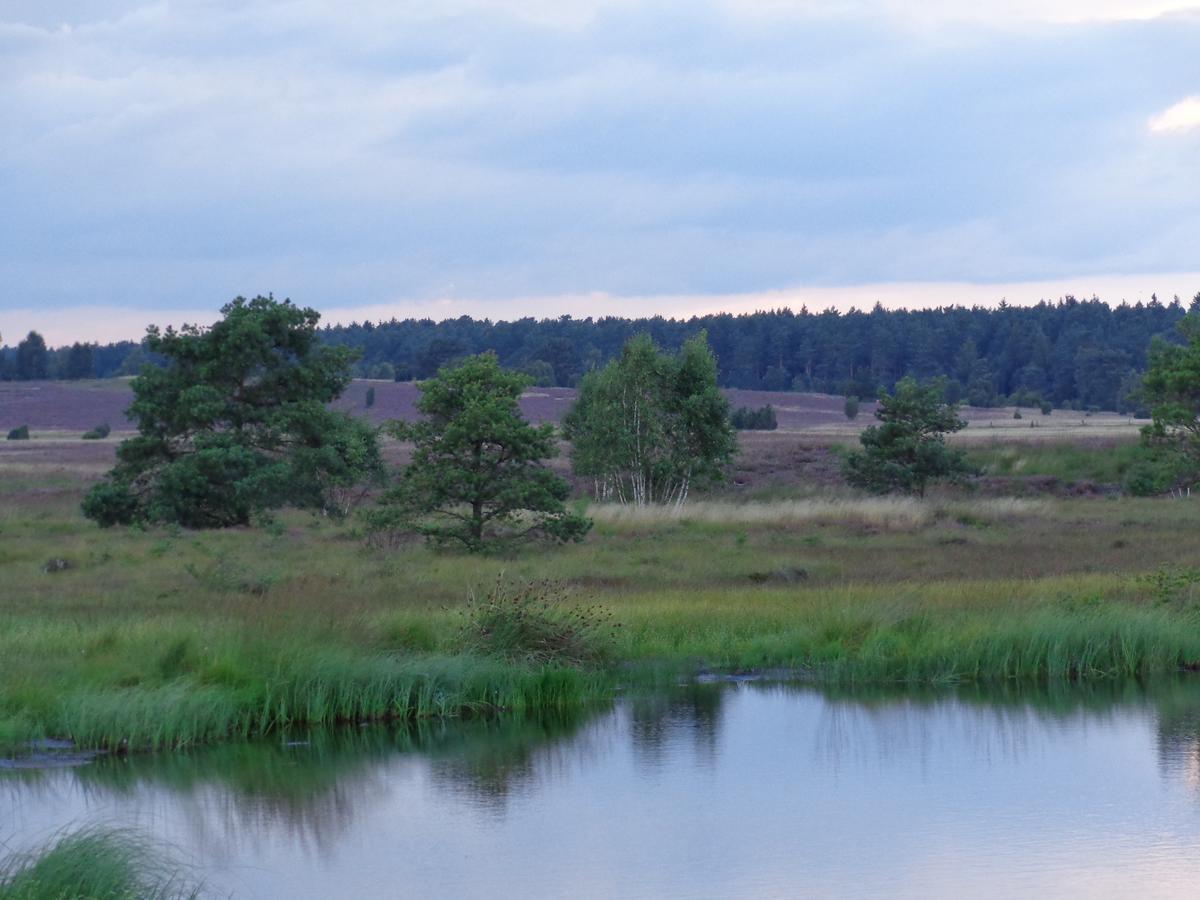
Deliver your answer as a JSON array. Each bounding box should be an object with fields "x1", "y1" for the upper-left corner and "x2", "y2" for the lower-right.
[
  {"x1": 965, "y1": 439, "x2": 1147, "y2": 484},
  {"x1": 3, "y1": 435, "x2": 1200, "y2": 753},
  {"x1": 0, "y1": 827, "x2": 201, "y2": 899}
]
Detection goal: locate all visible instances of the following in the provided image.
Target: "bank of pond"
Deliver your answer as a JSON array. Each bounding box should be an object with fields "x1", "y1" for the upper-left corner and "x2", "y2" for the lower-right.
[{"x1": 6, "y1": 677, "x2": 1200, "y2": 898}]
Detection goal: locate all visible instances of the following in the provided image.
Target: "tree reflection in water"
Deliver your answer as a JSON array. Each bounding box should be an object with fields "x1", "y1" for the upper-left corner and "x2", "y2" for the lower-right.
[{"x1": 6, "y1": 675, "x2": 1200, "y2": 874}]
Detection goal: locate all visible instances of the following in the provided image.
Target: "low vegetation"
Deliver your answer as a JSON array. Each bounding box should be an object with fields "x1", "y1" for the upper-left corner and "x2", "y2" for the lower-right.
[
  {"x1": 731, "y1": 405, "x2": 778, "y2": 430},
  {"x1": 4, "y1": 449, "x2": 1200, "y2": 753},
  {"x1": 0, "y1": 827, "x2": 202, "y2": 900}
]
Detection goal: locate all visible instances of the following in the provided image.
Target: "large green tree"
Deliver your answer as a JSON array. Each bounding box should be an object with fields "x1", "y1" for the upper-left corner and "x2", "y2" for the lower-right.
[
  {"x1": 563, "y1": 332, "x2": 735, "y2": 506},
  {"x1": 82, "y1": 296, "x2": 383, "y2": 527},
  {"x1": 1140, "y1": 313, "x2": 1200, "y2": 476},
  {"x1": 842, "y1": 377, "x2": 968, "y2": 496},
  {"x1": 364, "y1": 352, "x2": 590, "y2": 551}
]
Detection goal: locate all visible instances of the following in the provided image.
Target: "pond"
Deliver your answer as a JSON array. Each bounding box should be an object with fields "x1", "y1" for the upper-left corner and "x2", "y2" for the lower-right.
[{"x1": 5, "y1": 678, "x2": 1200, "y2": 898}]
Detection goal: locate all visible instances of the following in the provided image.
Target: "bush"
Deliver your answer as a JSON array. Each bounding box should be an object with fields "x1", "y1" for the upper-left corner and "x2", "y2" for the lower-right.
[
  {"x1": 365, "y1": 386, "x2": 376, "y2": 409},
  {"x1": 730, "y1": 405, "x2": 778, "y2": 430},
  {"x1": 6, "y1": 425, "x2": 29, "y2": 440},
  {"x1": 1013, "y1": 410, "x2": 1023, "y2": 420},
  {"x1": 1040, "y1": 400, "x2": 1053, "y2": 415},
  {"x1": 1123, "y1": 450, "x2": 1194, "y2": 496},
  {"x1": 83, "y1": 423, "x2": 111, "y2": 440},
  {"x1": 844, "y1": 396, "x2": 860, "y2": 420},
  {"x1": 80, "y1": 480, "x2": 142, "y2": 526},
  {"x1": 459, "y1": 579, "x2": 617, "y2": 667}
]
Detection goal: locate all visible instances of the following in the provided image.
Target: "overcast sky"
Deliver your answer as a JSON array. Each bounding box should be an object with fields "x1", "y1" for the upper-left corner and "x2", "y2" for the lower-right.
[{"x1": 2, "y1": 0, "x2": 1199, "y2": 344}]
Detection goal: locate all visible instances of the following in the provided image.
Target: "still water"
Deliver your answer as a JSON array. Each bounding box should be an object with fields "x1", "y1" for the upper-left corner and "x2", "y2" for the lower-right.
[{"x1": 6, "y1": 679, "x2": 1200, "y2": 898}]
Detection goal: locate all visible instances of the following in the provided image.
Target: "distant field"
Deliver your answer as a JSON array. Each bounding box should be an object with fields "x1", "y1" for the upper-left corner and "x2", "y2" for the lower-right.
[
  {"x1": 0, "y1": 378, "x2": 1146, "y2": 441},
  {"x1": 0, "y1": 379, "x2": 864, "y2": 431},
  {"x1": 1, "y1": 379, "x2": 1150, "y2": 500}
]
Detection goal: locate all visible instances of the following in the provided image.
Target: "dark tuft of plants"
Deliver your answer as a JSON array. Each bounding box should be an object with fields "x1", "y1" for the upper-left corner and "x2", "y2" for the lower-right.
[
  {"x1": 731, "y1": 404, "x2": 778, "y2": 430},
  {"x1": 458, "y1": 578, "x2": 619, "y2": 668}
]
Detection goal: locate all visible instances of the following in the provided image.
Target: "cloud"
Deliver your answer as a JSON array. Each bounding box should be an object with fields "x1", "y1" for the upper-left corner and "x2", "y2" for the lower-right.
[
  {"x1": 1, "y1": 1, "x2": 1199, "y2": 324},
  {"x1": 1149, "y1": 96, "x2": 1200, "y2": 132}
]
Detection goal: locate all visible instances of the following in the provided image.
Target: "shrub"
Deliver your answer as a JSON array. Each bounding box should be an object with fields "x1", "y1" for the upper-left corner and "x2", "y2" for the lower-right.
[
  {"x1": 6, "y1": 425, "x2": 29, "y2": 440},
  {"x1": 365, "y1": 386, "x2": 376, "y2": 409},
  {"x1": 459, "y1": 579, "x2": 617, "y2": 667},
  {"x1": 1013, "y1": 410, "x2": 1023, "y2": 420},
  {"x1": 80, "y1": 480, "x2": 142, "y2": 526},
  {"x1": 730, "y1": 405, "x2": 778, "y2": 430},
  {"x1": 844, "y1": 396, "x2": 860, "y2": 420},
  {"x1": 83, "y1": 423, "x2": 112, "y2": 440},
  {"x1": 1123, "y1": 449, "x2": 1194, "y2": 496},
  {"x1": 1040, "y1": 400, "x2": 1053, "y2": 415}
]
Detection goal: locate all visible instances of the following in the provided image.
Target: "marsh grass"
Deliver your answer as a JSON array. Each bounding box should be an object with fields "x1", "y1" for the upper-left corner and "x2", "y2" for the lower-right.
[{"x1": 0, "y1": 827, "x2": 201, "y2": 900}]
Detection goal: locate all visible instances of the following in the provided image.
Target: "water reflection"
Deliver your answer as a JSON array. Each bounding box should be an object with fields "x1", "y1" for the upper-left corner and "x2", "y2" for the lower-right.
[
  {"x1": 628, "y1": 682, "x2": 725, "y2": 774},
  {"x1": 5, "y1": 677, "x2": 1200, "y2": 898}
]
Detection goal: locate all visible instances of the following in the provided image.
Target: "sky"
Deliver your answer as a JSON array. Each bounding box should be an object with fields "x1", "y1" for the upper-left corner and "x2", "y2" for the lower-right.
[{"x1": 1, "y1": 0, "x2": 1199, "y2": 345}]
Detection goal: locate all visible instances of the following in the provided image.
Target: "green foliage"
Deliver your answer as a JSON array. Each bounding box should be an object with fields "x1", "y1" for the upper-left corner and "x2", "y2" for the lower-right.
[
  {"x1": 459, "y1": 579, "x2": 617, "y2": 667},
  {"x1": 367, "y1": 362, "x2": 395, "y2": 381},
  {"x1": 1140, "y1": 312, "x2": 1200, "y2": 486},
  {"x1": 730, "y1": 404, "x2": 778, "y2": 430},
  {"x1": 842, "y1": 377, "x2": 969, "y2": 495},
  {"x1": 6, "y1": 425, "x2": 29, "y2": 441},
  {"x1": 23, "y1": 297, "x2": 1195, "y2": 407},
  {"x1": 1136, "y1": 565, "x2": 1200, "y2": 607},
  {"x1": 844, "y1": 396, "x2": 860, "y2": 420},
  {"x1": 1040, "y1": 400, "x2": 1053, "y2": 415},
  {"x1": 14, "y1": 331, "x2": 48, "y2": 381},
  {"x1": 364, "y1": 353, "x2": 590, "y2": 551},
  {"x1": 365, "y1": 385, "x2": 376, "y2": 408},
  {"x1": 62, "y1": 341, "x2": 95, "y2": 380},
  {"x1": 0, "y1": 827, "x2": 202, "y2": 900},
  {"x1": 519, "y1": 359, "x2": 556, "y2": 386},
  {"x1": 564, "y1": 332, "x2": 736, "y2": 505},
  {"x1": 82, "y1": 296, "x2": 383, "y2": 528},
  {"x1": 82, "y1": 423, "x2": 111, "y2": 440},
  {"x1": 1122, "y1": 447, "x2": 1194, "y2": 496}
]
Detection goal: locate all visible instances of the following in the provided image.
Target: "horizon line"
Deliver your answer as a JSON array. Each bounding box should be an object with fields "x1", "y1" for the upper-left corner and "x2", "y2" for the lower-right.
[{"x1": 4, "y1": 272, "x2": 1200, "y2": 348}]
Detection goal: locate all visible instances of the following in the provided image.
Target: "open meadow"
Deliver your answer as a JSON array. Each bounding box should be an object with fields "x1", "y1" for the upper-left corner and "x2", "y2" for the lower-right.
[{"x1": 2, "y1": 396, "x2": 1199, "y2": 754}]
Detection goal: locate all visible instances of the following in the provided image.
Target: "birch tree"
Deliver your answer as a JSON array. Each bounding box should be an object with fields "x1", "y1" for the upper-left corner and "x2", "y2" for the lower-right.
[{"x1": 564, "y1": 332, "x2": 735, "y2": 507}]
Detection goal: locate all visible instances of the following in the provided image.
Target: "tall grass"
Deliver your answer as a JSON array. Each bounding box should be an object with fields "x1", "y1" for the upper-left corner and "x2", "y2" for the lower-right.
[
  {"x1": 0, "y1": 827, "x2": 201, "y2": 900},
  {"x1": 51, "y1": 650, "x2": 607, "y2": 751},
  {"x1": 966, "y1": 440, "x2": 1145, "y2": 483},
  {"x1": 588, "y1": 497, "x2": 1043, "y2": 529}
]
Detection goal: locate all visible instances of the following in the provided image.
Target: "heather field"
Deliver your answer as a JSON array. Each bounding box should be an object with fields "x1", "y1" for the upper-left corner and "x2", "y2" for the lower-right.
[{"x1": 1, "y1": 377, "x2": 1144, "y2": 438}]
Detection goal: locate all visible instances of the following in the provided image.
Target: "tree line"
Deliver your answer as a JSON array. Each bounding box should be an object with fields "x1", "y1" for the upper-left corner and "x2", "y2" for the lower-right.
[{"x1": 5, "y1": 292, "x2": 1198, "y2": 411}]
